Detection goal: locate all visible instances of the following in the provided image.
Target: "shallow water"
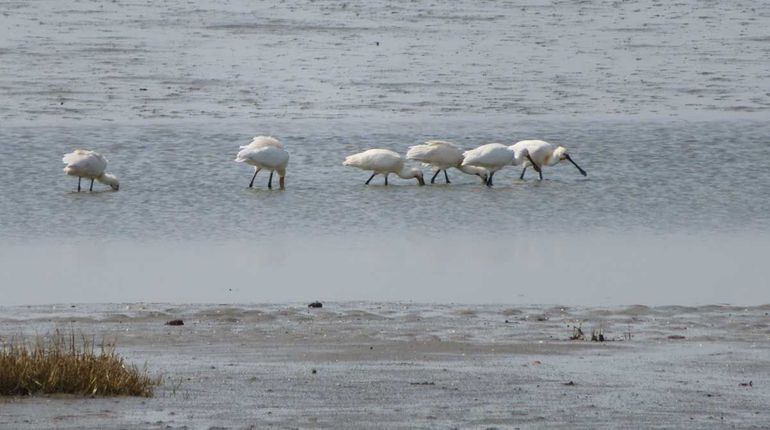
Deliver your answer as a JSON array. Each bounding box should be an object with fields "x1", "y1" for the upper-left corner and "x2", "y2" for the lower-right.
[
  {"x1": 2, "y1": 118, "x2": 769, "y2": 239},
  {"x1": 1, "y1": 1, "x2": 769, "y2": 306}
]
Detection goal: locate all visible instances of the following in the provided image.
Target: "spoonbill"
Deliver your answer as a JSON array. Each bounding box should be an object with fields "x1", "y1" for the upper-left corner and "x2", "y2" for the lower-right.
[
  {"x1": 343, "y1": 149, "x2": 425, "y2": 186},
  {"x1": 234, "y1": 136, "x2": 290, "y2": 189},
  {"x1": 62, "y1": 150, "x2": 119, "y2": 192},
  {"x1": 461, "y1": 143, "x2": 538, "y2": 187},
  {"x1": 511, "y1": 140, "x2": 587, "y2": 180},
  {"x1": 406, "y1": 140, "x2": 488, "y2": 184}
]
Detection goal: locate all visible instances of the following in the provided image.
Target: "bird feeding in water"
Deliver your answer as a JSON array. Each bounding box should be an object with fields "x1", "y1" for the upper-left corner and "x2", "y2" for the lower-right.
[
  {"x1": 343, "y1": 149, "x2": 425, "y2": 186},
  {"x1": 234, "y1": 136, "x2": 290, "y2": 189},
  {"x1": 62, "y1": 150, "x2": 119, "y2": 192},
  {"x1": 406, "y1": 140, "x2": 488, "y2": 184},
  {"x1": 510, "y1": 140, "x2": 587, "y2": 180},
  {"x1": 461, "y1": 143, "x2": 538, "y2": 187}
]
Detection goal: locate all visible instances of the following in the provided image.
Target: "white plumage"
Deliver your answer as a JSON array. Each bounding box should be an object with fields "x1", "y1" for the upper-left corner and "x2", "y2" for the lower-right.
[
  {"x1": 240, "y1": 135, "x2": 283, "y2": 149},
  {"x1": 343, "y1": 149, "x2": 425, "y2": 186},
  {"x1": 461, "y1": 143, "x2": 535, "y2": 187},
  {"x1": 510, "y1": 140, "x2": 587, "y2": 180},
  {"x1": 235, "y1": 136, "x2": 290, "y2": 189},
  {"x1": 62, "y1": 149, "x2": 119, "y2": 191},
  {"x1": 406, "y1": 140, "x2": 487, "y2": 184}
]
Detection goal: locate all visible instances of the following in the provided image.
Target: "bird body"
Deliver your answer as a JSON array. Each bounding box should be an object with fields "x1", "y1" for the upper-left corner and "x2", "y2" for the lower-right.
[
  {"x1": 235, "y1": 136, "x2": 289, "y2": 189},
  {"x1": 461, "y1": 143, "x2": 531, "y2": 186},
  {"x1": 511, "y1": 140, "x2": 586, "y2": 180},
  {"x1": 406, "y1": 140, "x2": 487, "y2": 184},
  {"x1": 62, "y1": 150, "x2": 119, "y2": 191},
  {"x1": 343, "y1": 149, "x2": 425, "y2": 185}
]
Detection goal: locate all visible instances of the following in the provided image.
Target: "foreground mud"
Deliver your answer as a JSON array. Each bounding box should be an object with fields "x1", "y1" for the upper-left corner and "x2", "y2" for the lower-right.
[{"x1": 1, "y1": 302, "x2": 768, "y2": 429}]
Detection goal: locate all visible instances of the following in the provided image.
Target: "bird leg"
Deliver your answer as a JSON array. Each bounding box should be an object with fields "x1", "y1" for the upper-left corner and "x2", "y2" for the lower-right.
[
  {"x1": 365, "y1": 172, "x2": 377, "y2": 185},
  {"x1": 77, "y1": 177, "x2": 81, "y2": 192},
  {"x1": 443, "y1": 169, "x2": 450, "y2": 184},
  {"x1": 249, "y1": 168, "x2": 260, "y2": 188},
  {"x1": 526, "y1": 154, "x2": 543, "y2": 181},
  {"x1": 268, "y1": 171, "x2": 274, "y2": 189},
  {"x1": 519, "y1": 166, "x2": 527, "y2": 180},
  {"x1": 430, "y1": 169, "x2": 440, "y2": 184},
  {"x1": 89, "y1": 178, "x2": 94, "y2": 192},
  {"x1": 486, "y1": 171, "x2": 495, "y2": 187},
  {"x1": 384, "y1": 174, "x2": 389, "y2": 186}
]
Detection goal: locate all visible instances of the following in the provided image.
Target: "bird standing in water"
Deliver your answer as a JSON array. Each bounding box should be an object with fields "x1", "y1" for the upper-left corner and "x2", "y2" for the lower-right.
[
  {"x1": 62, "y1": 150, "x2": 119, "y2": 192},
  {"x1": 511, "y1": 140, "x2": 587, "y2": 180},
  {"x1": 235, "y1": 136, "x2": 290, "y2": 189},
  {"x1": 343, "y1": 149, "x2": 425, "y2": 186}
]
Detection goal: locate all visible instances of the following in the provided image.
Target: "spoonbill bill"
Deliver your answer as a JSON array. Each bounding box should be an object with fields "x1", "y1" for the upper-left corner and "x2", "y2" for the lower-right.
[
  {"x1": 406, "y1": 140, "x2": 488, "y2": 184},
  {"x1": 343, "y1": 149, "x2": 425, "y2": 186},
  {"x1": 234, "y1": 136, "x2": 290, "y2": 189},
  {"x1": 62, "y1": 150, "x2": 119, "y2": 192},
  {"x1": 511, "y1": 140, "x2": 587, "y2": 180},
  {"x1": 461, "y1": 143, "x2": 538, "y2": 187}
]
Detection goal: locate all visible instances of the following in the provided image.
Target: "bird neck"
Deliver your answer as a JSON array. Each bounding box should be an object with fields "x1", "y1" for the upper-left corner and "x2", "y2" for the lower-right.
[
  {"x1": 457, "y1": 165, "x2": 485, "y2": 176},
  {"x1": 396, "y1": 166, "x2": 416, "y2": 179},
  {"x1": 97, "y1": 173, "x2": 119, "y2": 189}
]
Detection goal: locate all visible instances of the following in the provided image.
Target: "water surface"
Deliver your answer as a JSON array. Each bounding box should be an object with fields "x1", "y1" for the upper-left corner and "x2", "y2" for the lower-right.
[{"x1": 1, "y1": 0, "x2": 768, "y2": 306}]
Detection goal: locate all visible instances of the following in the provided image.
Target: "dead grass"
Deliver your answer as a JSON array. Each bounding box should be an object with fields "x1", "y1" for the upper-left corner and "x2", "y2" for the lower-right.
[{"x1": 0, "y1": 331, "x2": 159, "y2": 397}]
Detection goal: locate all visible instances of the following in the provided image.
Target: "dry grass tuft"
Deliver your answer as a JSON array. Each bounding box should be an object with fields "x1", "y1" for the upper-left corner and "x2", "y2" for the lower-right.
[{"x1": 0, "y1": 331, "x2": 159, "y2": 397}]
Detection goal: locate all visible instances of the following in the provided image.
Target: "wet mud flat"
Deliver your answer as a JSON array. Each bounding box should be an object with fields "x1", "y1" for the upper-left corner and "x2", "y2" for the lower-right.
[{"x1": 1, "y1": 302, "x2": 769, "y2": 429}]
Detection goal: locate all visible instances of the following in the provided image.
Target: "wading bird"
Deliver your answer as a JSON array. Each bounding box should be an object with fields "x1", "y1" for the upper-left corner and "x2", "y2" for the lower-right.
[
  {"x1": 62, "y1": 150, "x2": 119, "y2": 192},
  {"x1": 406, "y1": 140, "x2": 488, "y2": 184},
  {"x1": 343, "y1": 149, "x2": 425, "y2": 186},
  {"x1": 234, "y1": 136, "x2": 290, "y2": 189},
  {"x1": 511, "y1": 140, "x2": 587, "y2": 180},
  {"x1": 461, "y1": 143, "x2": 538, "y2": 187}
]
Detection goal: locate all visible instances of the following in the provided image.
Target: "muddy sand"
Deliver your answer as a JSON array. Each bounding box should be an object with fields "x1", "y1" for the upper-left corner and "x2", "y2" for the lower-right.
[{"x1": 1, "y1": 302, "x2": 768, "y2": 429}]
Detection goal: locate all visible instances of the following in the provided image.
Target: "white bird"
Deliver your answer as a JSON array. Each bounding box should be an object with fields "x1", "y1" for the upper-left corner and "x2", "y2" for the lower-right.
[
  {"x1": 62, "y1": 150, "x2": 119, "y2": 192},
  {"x1": 461, "y1": 143, "x2": 538, "y2": 187},
  {"x1": 406, "y1": 140, "x2": 488, "y2": 184},
  {"x1": 511, "y1": 140, "x2": 587, "y2": 180},
  {"x1": 234, "y1": 136, "x2": 290, "y2": 189},
  {"x1": 343, "y1": 149, "x2": 425, "y2": 186}
]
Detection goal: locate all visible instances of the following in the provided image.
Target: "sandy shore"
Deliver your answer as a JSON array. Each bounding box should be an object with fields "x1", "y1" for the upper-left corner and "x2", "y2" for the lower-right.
[{"x1": 1, "y1": 302, "x2": 768, "y2": 429}]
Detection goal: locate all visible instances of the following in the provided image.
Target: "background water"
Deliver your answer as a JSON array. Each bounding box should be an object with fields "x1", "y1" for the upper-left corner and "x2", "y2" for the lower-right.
[{"x1": 1, "y1": 1, "x2": 769, "y2": 305}]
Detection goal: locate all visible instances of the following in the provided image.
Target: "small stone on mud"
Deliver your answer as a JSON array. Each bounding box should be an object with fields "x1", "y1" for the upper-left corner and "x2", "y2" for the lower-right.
[
  {"x1": 311, "y1": 369, "x2": 317, "y2": 374},
  {"x1": 667, "y1": 335, "x2": 686, "y2": 340},
  {"x1": 165, "y1": 319, "x2": 184, "y2": 326},
  {"x1": 739, "y1": 381, "x2": 753, "y2": 387},
  {"x1": 564, "y1": 381, "x2": 576, "y2": 386},
  {"x1": 308, "y1": 301, "x2": 323, "y2": 308}
]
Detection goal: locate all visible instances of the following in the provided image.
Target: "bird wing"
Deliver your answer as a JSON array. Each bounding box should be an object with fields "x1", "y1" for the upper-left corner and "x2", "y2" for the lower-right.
[
  {"x1": 424, "y1": 140, "x2": 459, "y2": 149},
  {"x1": 407, "y1": 142, "x2": 462, "y2": 166},
  {"x1": 239, "y1": 135, "x2": 283, "y2": 150},
  {"x1": 236, "y1": 146, "x2": 289, "y2": 168},
  {"x1": 462, "y1": 143, "x2": 510, "y2": 167},
  {"x1": 343, "y1": 149, "x2": 401, "y2": 171},
  {"x1": 62, "y1": 150, "x2": 107, "y2": 175}
]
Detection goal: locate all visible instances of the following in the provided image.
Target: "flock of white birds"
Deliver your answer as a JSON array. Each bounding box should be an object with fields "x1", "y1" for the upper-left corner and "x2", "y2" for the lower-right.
[{"x1": 62, "y1": 136, "x2": 586, "y2": 191}]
